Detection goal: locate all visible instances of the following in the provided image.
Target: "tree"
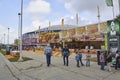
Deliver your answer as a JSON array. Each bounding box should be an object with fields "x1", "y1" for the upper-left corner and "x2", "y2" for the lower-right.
[
  {"x1": 116, "y1": 15, "x2": 120, "y2": 21},
  {"x1": 14, "y1": 39, "x2": 19, "y2": 46}
]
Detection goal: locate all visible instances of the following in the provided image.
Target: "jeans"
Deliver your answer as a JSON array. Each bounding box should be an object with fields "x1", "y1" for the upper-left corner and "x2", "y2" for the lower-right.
[
  {"x1": 80, "y1": 58, "x2": 84, "y2": 66},
  {"x1": 63, "y1": 56, "x2": 69, "y2": 66},
  {"x1": 76, "y1": 60, "x2": 80, "y2": 67},
  {"x1": 86, "y1": 59, "x2": 90, "y2": 66},
  {"x1": 100, "y1": 62, "x2": 105, "y2": 70},
  {"x1": 115, "y1": 61, "x2": 119, "y2": 70},
  {"x1": 46, "y1": 54, "x2": 51, "y2": 66}
]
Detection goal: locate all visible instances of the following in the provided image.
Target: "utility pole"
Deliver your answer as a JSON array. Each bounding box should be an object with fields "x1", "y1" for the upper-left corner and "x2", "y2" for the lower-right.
[
  {"x1": 18, "y1": 0, "x2": 23, "y2": 61},
  {"x1": 97, "y1": 6, "x2": 100, "y2": 32}
]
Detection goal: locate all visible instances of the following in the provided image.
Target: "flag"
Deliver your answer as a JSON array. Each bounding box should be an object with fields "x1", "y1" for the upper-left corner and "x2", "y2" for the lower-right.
[
  {"x1": 106, "y1": 0, "x2": 113, "y2": 6},
  {"x1": 76, "y1": 13, "x2": 78, "y2": 25}
]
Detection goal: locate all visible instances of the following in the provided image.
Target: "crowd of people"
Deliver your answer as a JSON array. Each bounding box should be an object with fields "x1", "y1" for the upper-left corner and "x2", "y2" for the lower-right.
[{"x1": 44, "y1": 44, "x2": 120, "y2": 72}]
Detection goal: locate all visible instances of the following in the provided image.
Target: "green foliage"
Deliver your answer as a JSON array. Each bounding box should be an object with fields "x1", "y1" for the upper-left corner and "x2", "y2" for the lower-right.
[
  {"x1": 14, "y1": 39, "x2": 19, "y2": 46},
  {"x1": 8, "y1": 57, "x2": 33, "y2": 62},
  {"x1": 116, "y1": 15, "x2": 120, "y2": 21},
  {"x1": 0, "y1": 50, "x2": 6, "y2": 55}
]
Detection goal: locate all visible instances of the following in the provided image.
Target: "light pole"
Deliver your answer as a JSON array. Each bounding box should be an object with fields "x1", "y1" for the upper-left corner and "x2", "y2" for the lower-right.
[
  {"x1": 4, "y1": 33, "x2": 5, "y2": 44},
  {"x1": 61, "y1": 18, "x2": 65, "y2": 48},
  {"x1": 6, "y1": 28, "x2": 10, "y2": 55},
  {"x1": 18, "y1": 13, "x2": 21, "y2": 51},
  {"x1": 8, "y1": 28, "x2": 9, "y2": 46},
  {"x1": 18, "y1": 0, "x2": 23, "y2": 61}
]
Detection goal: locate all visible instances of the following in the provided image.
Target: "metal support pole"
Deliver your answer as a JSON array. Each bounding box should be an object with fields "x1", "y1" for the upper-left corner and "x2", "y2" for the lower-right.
[
  {"x1": 18, "y1": 13, "x2": 21, "y2": 51},
  {"x1": 118, "y1": 0, "x2": 120, "y2": 16},
  {"x1": 8, "y1": 28, "x2": 9, "y2": 46},
  {"x1": 4, "y1": 33, "x2": 5, "y2": 44},
  {"x1": 97, "y1": 6, "x2": 100, "y2": 32},
  {"x1": 18, "y1": 0, "x2": 23, "y2": 61},
  {"x1": 62, "y1": 19, "x2": 65, "y2": 48}
]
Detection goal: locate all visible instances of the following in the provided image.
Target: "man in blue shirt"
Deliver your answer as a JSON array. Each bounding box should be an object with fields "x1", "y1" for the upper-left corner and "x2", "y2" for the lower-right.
[{"x1": 44, "y1": 44, "x2": 52, "y2": 67}]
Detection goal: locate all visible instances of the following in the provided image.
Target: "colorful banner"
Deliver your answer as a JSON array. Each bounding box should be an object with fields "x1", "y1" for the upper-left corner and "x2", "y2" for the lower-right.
[
  {"x1": 76, "y1": 27, "x2": 85, "y2": 35},
  {"x1": 100, "y1": 22, "x2": 107, "y2": 33},
  {"x1": 87, "y1": 24, "x2": 98, "y2": 34},
  {"x1": 68, "y1": 28, "x2": 76, "y2": 37},
  {"x1": 62, "y1": 30, "x2": 68, "y2": 38}
]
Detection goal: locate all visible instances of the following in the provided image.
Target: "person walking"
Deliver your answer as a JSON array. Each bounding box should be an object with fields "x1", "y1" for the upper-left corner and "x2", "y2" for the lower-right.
[
  {"x1": 86, "y1": 50, "x2": 91, "y2": 67},
  {"x1": 106, "y1": 51, "x2": 112, "y2": 72},
  {"x1": 100, "y1": 52, "x2": 105, "y2": 70},
  {"x1": 62, "y1": 46, "x2": 70, "y2": 66},
  {"x1": 78, "y1": 49, "x2": 84, "y2": 66},
  {"x1": 75, "y1": 50, "x2": 80, "y2": 67},
  {"x1": 44, "y1": 44, "x2": 52, "y2": 67},
  {"x1": 115, "y1": 51, "x2": 120, "y2": 70}
]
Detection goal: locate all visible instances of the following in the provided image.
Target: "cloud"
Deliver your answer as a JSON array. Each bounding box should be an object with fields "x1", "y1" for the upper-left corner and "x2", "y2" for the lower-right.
[
  {"x1": 58, "y1": 0, "x2": 119, "y2": 24},
  {"x1": 0, "y1": 25, "x2": 18, "y2": 44},
  {"x1": 22, "y1": 0, "x2": 52, "y2": 33},
  {"x1": 26, "y1": 0, "x2": 51, "y2": 14}
]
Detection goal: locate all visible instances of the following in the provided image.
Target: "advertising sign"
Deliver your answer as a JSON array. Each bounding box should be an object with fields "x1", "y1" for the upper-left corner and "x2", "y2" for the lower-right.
[
  {"x1": 76, "y1": 27, "x2": 85, "y2": 35},
  {"x1": 68, "y1": 28, "x2": 76, "y2": 37},
  {"x1": 107, "y1": 20, "x2": 120, "y2": 36},
  {"x1": 62, "y1": 30, "x2": 68, "y2": 38},
  {"x1": 107, "y1": 19, "x2": 120, "y2": 53},
  {"x1": 108, "y1": 34, "x2": 120, "y2": 53},
  {"x1": 100, "y1": 22, "x2": 107, "y2": 33},
  {"x1": 87, "y1": 24, "x2": 98, "y2": 34}
]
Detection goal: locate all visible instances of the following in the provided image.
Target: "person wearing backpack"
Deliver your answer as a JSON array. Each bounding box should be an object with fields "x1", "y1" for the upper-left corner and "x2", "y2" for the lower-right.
[
  {"x1": 44, "y1": 44, "x2": 52, "y2": 67},
  {"x1": 62, "y1": 46, "x2": 70, "y2": 66}
]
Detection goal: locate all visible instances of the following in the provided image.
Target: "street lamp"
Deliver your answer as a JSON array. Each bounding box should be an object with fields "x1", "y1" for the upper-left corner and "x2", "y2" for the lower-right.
[
  {"x1": 4, "y1": 33, "x2": 5, "y2": 44},
  {"x1": 6, "y1": 28, "x2": 10, "y2": 55},
  {"x1": 18, "y1": 0, "x2": 23, "y2": 61},
  {"x1": 8, "y1": 28, "x2": 9, "y2": 46},
  {"x1": 18, "y1": 13, "x2": 21, "y2": 51}
]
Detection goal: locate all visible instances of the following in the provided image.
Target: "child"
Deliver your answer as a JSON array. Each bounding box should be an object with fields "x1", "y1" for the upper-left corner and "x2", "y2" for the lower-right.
[
  {"x1": 86, "y1": 50, "x2": 91, "y2": 67},
  {"x1": 75, "y1": 51, "x2": 80, "y2": 67}
]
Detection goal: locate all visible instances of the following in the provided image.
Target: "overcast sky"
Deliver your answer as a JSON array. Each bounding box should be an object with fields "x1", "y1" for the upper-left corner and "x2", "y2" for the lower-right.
[{"x1": 0, "y1": 0, "x2": 119, "y2": 44}]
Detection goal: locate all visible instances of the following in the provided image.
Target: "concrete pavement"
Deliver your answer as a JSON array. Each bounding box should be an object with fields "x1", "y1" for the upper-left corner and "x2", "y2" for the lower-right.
[
  {"x1": 13, "y1": 51, "x2": 120, "y2": 80},
  {"x1": 0, "y1": 51, "x2": 120, "y2": 80}
]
